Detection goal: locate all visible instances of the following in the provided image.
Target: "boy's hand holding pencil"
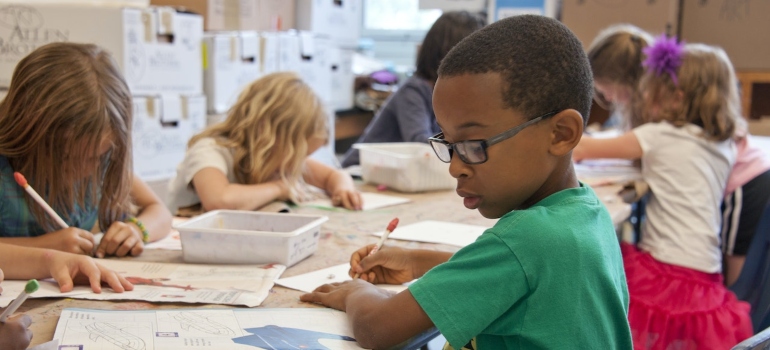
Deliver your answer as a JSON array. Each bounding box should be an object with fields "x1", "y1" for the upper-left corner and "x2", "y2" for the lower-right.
[{"x1": 349, "y1": 244, "x2": 418, "y2": 285}]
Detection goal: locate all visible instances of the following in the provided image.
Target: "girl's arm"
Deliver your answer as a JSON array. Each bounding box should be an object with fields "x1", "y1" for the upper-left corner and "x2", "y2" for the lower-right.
[
  {"x1": 303, "y1": 159, "x2": 362, "y2": 210},
  {"x1": 0, "y1": 243, "x2": 132, "y2": 293},
  {"x1": 573, "y1": 131, "x2": 643, "y2": 162},
  {"x1": 130, "y1": 176, "x2": 172, "y2": 243},
  {"x1": 192, "y1": 167, "x2": 289, "y2": 211}
]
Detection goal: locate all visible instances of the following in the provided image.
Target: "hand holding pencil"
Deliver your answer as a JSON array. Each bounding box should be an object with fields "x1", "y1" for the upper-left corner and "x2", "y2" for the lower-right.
[
  {"x1": 349, "y1": 218, "x2": 421, "y2": 284},
  {"x1": 14, "y1": 172, "x2": 95, "y2": 255}
]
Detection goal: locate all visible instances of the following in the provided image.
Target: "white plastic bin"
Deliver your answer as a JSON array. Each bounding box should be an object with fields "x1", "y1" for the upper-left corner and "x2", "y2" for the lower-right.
[
  {"x1": 353, "y1": 143, "x2": 455, "y2": 192},
  {"x1": 175, "y1": 210, "x2": 328, "y2": 266}
]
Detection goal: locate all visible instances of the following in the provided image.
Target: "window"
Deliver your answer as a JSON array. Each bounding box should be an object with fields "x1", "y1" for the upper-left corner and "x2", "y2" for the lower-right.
[{"x1": 362, "y1": 0, "x2": 442, "y2": 40}]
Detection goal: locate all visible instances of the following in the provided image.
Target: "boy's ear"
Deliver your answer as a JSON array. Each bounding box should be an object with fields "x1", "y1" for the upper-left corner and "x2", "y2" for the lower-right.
[{"x1": 548, "y1": 109, "x2": 584, "y2": 157}]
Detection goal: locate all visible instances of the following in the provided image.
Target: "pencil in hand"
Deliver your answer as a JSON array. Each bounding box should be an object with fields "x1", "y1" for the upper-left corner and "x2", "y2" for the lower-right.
[
  {"x1": 0, "y1": 280, "x2": 39, "y2": 323},
  {"x1": 353, "y1": 218, "x2": 399, "y2": 279},
  {"x1": 14, "y1": 172, "x2": 69, "y2": 229}
]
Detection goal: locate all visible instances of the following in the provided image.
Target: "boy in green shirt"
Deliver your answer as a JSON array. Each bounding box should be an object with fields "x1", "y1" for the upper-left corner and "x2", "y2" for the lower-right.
[{"x1": 301, "y1": 15, "x2": 632, "y2": 349}]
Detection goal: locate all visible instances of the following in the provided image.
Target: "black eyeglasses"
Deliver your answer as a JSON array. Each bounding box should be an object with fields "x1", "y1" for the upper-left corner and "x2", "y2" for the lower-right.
[{"x1": 428, "y1": 111, "x2": 558, "y2": 164}]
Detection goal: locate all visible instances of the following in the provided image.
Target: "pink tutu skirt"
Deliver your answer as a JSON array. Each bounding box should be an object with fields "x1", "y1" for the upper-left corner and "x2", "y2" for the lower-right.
[{"x1": 621, "y1": 243, "x2": 753, "y2": 349}]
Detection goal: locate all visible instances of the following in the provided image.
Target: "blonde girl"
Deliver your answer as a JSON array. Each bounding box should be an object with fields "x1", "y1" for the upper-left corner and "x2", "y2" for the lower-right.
[
  {"x1": 168, "y1": 72, "x2": 361, "y2": 213},
  {"x1": 574, "y1": 39, "x2": 752, "y2": 349},
  {"x1": 0, "y1": 42, "x2": 172, "y2": 258},
  {"x1": 587, "y1": 24, "x2": 654, "y2": 130}
]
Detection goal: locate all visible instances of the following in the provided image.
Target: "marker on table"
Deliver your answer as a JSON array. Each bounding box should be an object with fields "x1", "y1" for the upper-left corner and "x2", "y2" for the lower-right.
[
  {"x1": 354, "y1": 218, "x2": 399, "y2": 279},
  {"x1": 14, "y1": 172, "x2": 69, "y2": 229},
  {"x1": 0, "y1": 280, "x2": 40, "y2": 323}
]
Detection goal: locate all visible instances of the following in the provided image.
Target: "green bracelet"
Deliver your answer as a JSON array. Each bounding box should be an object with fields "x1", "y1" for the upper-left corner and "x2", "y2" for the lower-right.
[{"x1": 126, "y1": 217, "x2": 149, "y2": 243}]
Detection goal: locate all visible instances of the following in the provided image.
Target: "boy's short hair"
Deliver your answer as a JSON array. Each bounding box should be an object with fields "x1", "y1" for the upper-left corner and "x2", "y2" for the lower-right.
[{"x1": 438, "y1": 15, "x2": 593, "y2": 124}]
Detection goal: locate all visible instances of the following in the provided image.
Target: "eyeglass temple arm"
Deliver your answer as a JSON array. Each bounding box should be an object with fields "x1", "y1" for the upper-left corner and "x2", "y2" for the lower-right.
[{"x1": 485, "y1": 111, "x2": 558, "y2": 147}]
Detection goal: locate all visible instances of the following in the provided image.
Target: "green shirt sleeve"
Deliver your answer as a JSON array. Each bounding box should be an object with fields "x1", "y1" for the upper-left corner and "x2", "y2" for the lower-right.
[{"x1": 409, "y1": 230, "x2": 529, "y2": 349}]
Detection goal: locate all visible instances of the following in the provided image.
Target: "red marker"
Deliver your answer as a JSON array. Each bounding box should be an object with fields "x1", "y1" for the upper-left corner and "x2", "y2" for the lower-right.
[
  {"x1": 14, "y1": 172, "x2": 69, "y2": 229},
  {"x1": 354, "y1": 218, "x2": 399, "y2": 279}
]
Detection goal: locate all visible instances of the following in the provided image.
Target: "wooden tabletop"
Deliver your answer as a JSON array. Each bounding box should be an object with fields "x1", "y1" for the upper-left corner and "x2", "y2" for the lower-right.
[{"x1": 23, "y1": 184, "x2": 630, "y2": 346}]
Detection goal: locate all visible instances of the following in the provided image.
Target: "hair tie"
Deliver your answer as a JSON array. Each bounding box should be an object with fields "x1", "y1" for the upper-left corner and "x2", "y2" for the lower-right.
[{"x1": 642, "y1": 34, "x2": 685, "y2": 86}]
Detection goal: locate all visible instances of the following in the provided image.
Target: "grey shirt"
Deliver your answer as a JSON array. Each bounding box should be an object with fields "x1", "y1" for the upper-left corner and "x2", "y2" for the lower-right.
[{"x1": 341, "y1": 75, "x2": 438, "y2": 167}]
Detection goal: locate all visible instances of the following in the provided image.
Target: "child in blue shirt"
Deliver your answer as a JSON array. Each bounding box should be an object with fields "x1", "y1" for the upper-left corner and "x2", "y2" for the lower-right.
[
  {"x1": 0, "y1": 43, "x2": 172, "y2": 257},
  {"x1": 301, "y1": 15, "x2": 632, "y2": 349}
]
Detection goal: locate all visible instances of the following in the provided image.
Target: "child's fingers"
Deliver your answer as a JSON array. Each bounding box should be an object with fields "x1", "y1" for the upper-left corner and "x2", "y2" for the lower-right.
[
  {"x1": 349, "y1": 244, "x2": 376, "y2": 273},
  {"x1": 299, "y1": 291, "x2": 323, "y2": 304},
  {"x1": 117, "y1": 274, "x2": 134, "y2": 291},
  {"x1": 351, "y1": 192, "x2": 363, "y2": 210},
  {"x1": 50, "y1": 266, "x2": 75, "y2": 293},
  {"x1": 114, "y1": 235, "x2": 141, "y2": 257},
  {"x1": 98, "y1": 223, "x2": 133, "y2": 258},
  {"x1": 98, "y1": 268, "x2": 127, "y2": 293},
  {"x1": 10, "y1": 314, "x2": 32, "y2": 328},
  {"x1": 74, "y1": 260, "x2": 103, "y2": 294}
]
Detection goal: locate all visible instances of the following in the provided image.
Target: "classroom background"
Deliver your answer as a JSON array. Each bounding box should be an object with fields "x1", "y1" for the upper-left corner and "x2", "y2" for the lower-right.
[
  {"x1": 1, "y1": 0, "x2": 770, "y2": 349},
  {"x1": 0, "y1": 0, "x2": 767, "y2": 196}
]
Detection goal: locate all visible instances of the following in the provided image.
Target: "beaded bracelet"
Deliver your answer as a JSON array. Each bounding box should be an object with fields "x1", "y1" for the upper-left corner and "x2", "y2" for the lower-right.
[{"x1": 125, "y1": 217, "x2": 150, "y2": 243}]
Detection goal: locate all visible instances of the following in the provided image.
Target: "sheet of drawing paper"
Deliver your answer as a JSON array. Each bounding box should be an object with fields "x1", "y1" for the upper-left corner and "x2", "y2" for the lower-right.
[
  {"x1": 301, "y1": 192, "x2": 411, "y2": 211},
  {"x1": 275, "y1": 263, "x2": 411, "y2": 293},
  {"x1": 372, "y1": 220, "x2": 489, "y2": 247},
  {"x1": 51, "y1": 308, "x2": 365, "y2": 350},
  {"x1": 0, "y1": 260, "x2": 285, "y2": 307}
]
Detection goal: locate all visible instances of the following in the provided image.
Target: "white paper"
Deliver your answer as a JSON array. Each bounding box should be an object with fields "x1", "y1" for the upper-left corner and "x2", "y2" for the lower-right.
[
  {"x1": 28, "y1": 339, "x2": 59, "y2": 350},
  {"x1": 275, "y1": 264, "x2": 411, "y2": 294},
  {"x1": 301, "y1": 192, "x2": 411, "y2": 211},
  {"x1": 52, "y1": 308, "x2": 365, "y2": 350},
  {"x1": 372, "y1": 220, "x2": 489, "y2": 247},
  {"x1": 0, "y1": 260, "x2": 285, "y2": 308}
]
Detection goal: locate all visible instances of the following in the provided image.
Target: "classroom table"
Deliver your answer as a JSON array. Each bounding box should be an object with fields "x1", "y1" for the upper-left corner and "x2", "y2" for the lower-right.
[{"x1": 22, "y1": 183, "x2": 630, "y2": 348}]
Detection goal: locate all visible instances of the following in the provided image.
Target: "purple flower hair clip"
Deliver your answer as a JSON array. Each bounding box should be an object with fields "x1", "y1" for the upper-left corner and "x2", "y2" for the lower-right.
[{"x1": 643, "y1": 34, "x2": 685, "y2": 86}]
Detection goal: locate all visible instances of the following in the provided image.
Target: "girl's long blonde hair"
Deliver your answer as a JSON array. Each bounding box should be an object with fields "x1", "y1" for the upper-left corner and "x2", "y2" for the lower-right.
[
  {"x1": 588, "y1": 24, "x2": 654, "y2": 129},
  {"x1": 0, "y1": 42, "x2": 133, "y2": 231},
  {"x1": 189, "y1": 72, "x2": 327, "y2": 200},
  {"x1": 636, "y1": 43, "x2": 740, "y2": 141}
]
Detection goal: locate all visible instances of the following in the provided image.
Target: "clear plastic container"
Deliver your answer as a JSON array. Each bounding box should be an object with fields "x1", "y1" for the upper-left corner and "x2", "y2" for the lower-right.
[
  {"x1": 175, "y1": 210, "x2": 328, "y2": 267},
  {"x1": 353, "y1": 142, "x2": 455, "y2": 192}
]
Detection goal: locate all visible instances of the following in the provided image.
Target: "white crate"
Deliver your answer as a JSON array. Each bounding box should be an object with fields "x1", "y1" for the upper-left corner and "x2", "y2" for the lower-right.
[
  {"x1": 353, "y1": 143, "x2": 455, "y2": 193},
  {"x1": 175, "y1": 210, "x2": 328, "y2": 266}
]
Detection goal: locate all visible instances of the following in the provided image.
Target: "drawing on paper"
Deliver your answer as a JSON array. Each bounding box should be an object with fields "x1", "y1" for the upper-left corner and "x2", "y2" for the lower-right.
[
  {"x1": 173, "y1": 312, "x2": 236, "y2": 336},
  {"x1": 124, "y1": 277, "x2": 195, "y2": 291},
  {"x1": 85, "y1": 322, "x2": 146, "y2": 350},
  {"x1": 232, "y1": 325, "x2": 356, "y2": 350}
]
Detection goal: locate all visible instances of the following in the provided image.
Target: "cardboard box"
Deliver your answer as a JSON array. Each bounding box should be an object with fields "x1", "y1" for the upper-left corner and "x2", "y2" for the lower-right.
[
  {"x1": 260, "y1": 32, "x2": 280, "y2": 74},
  {"x1": 132, "y1": 94, "x2": 206, "y2": 181},
  {"x1": 298, "y1": 32, "x2": 332, "y2": 104},
  {"x1": 246, "y1": 0, "x2": 295, "y2": 31},
  {"x1": 0, "y1": 4, "x2": 203, "y2": 94},
  {"x1": 176, "y1": 210, "x2": 328, "y2": 266},
  {"x1": 150, "y1": 0, "x2": 238, "y2": 30},
  {"x1": 561, "y1": 0, "x2": 679, "y2": 49},
  {"x1": 329, "y1": 47, "x2": 355, "y2": 111},
  {"x1": 277, "y1": 31, "x2": 301, "y2": 73},
  {"x1": 681, "y1": 0, "x2": 770, "y2": 70},
  {"x1": 296, "y1": 0, "x2": 361, "y2": 48},
  {"x1": 151, "y1": 0, "x2": 294, "y2": 31},
  {"x1": 203, "y1": 31, "x2": 262, "y2": 114}
]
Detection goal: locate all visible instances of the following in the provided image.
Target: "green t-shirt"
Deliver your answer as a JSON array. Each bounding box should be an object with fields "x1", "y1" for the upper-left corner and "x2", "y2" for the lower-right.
[{"x1": 409, "y1": 184, "x2": 632, "y2": 349}]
